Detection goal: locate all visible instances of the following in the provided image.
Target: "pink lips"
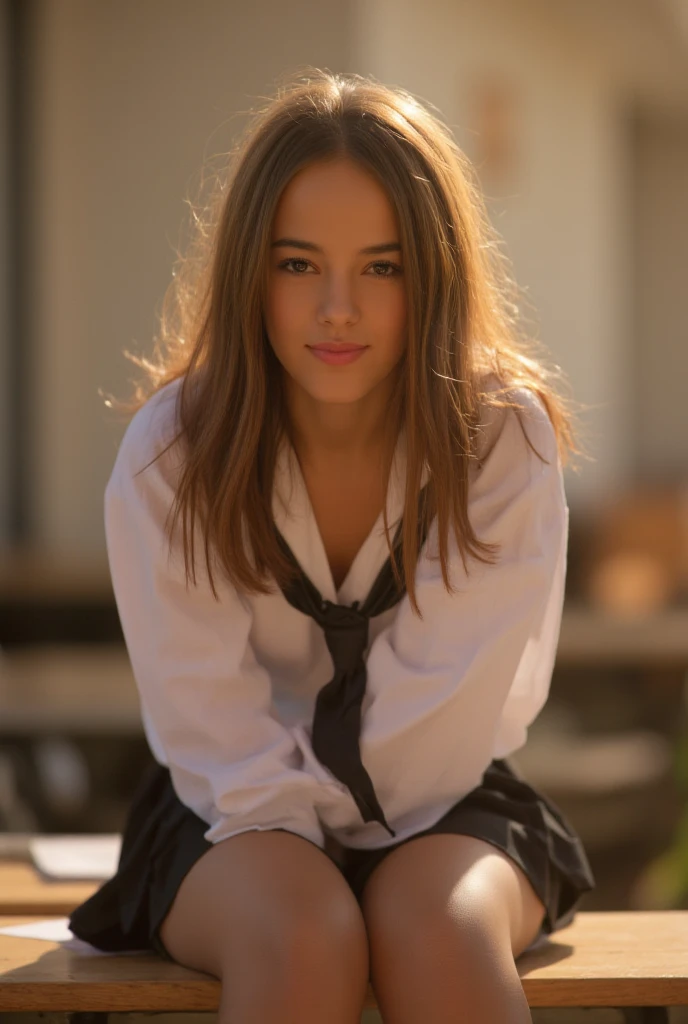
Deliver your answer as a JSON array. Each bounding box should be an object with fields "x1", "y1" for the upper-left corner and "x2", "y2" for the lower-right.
[{"x1": 308, "y1": 343, "x2": 368, "y2": 366}]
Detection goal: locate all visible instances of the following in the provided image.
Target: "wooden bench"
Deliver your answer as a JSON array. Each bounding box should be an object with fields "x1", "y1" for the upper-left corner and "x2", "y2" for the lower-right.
[{"x1": 0, "y1": 912, "x2": 686, "y2": 1020}]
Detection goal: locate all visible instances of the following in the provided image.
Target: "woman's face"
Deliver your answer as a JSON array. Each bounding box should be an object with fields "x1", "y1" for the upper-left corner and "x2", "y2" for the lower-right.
[{"x1": 264, "y1": 157, "x2": 407, "y2": 407}]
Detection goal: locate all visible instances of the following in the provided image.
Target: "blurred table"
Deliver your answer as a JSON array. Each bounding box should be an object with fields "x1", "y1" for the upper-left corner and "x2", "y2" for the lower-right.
[
  {"x1": 557, "y1": 604, "x2": 688, "y2": 667},
  {"x1": 0, "y1": 550, "x2": 118, "y2": 647},
  {"x1": 0, "y1": 550, "x2": 111, "y2": 599},
  {"x1": 0, "y1": 862, "x2": 98, "y2": 915},
  {"x1": 0, "y1": 606, "x2": 687, "y2": 736},
  {"x1": 0, "y1": 646, "x2": 140, "y2": 734}
]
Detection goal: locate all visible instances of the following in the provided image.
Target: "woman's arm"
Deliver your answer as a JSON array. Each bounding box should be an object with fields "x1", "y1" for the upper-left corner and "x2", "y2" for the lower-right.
[
  {"x1": 105, "y1": 390, "x2": 340, "y2": 850},
  {"x1": 353, "y1": 388, "x2": 568, "y2": 830}
]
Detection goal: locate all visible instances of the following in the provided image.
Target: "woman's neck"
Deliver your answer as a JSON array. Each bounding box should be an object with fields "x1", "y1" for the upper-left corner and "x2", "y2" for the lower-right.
[{"x1": 285, "y1": 377, "x2": 398, "y2": 471}]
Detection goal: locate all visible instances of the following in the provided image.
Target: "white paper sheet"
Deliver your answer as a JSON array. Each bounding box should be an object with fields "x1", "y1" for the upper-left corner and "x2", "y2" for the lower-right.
[
  {"x1": 0, "y1": 917, "x2": 146, "y2": 955},
  {"x1": 0, "y1": 917, "x2": 73, "y2": 941},
  {"x1": 29, "y1": 834, "x2": 122, "y2": 880}
]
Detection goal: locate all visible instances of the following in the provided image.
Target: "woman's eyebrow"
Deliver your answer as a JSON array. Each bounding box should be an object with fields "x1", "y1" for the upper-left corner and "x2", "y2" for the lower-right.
[{"x1": 271, "y1": 237, "x2": 401, "y2": 255}]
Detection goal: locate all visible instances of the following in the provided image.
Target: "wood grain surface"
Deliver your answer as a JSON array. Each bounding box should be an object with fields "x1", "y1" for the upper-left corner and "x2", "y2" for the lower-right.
[{"x1": 0, "y1": 911, "x2": 686, "y2": 1011}]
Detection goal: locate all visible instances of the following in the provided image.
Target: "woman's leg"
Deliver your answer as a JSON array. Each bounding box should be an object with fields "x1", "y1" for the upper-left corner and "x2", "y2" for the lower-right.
[
  {"x1": 360, "y1": 833, "x2": 546, "y2": 1024},
  {"x1": 159, "y1": 829, "x2": 370, "y2": 1024}
]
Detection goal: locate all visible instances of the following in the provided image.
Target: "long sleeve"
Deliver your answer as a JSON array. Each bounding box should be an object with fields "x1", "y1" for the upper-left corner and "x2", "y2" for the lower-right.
[
  {"x1": 105, "y1": 389, "x2": 334, "y2": 850},
  {"x1": 353, "y1": 389, "x2": 568, "y2": 837}
]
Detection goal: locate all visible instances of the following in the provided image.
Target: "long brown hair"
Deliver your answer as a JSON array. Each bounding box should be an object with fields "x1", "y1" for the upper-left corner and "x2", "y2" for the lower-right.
[{"x1": 120, "y1": 68, "x2": 581, "y2": 617}]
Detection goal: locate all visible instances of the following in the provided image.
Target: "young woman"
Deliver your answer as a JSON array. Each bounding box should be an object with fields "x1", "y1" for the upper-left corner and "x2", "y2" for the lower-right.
[{"x1": 70, "y1": 70, "x2": 594, "y2": 1023}]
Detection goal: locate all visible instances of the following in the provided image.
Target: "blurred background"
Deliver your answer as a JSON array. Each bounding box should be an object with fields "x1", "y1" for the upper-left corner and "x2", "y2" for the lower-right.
[{"x1": 0, "y1": 0, "x2": 687, "y2": 934}]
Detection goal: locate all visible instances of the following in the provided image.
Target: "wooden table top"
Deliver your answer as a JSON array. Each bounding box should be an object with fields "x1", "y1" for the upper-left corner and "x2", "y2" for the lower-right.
[
  {"x1": 0, "y1": 914, "x2": 218, "y2": 1011},
  {"x1": 0, "y1": 911, "x2": 687, "y2": 1010},
  {"x1": 0, "y1": 863, "x2": 99, "y2": 916}
]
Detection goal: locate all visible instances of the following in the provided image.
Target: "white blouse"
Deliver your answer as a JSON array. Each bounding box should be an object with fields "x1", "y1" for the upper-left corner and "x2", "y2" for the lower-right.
[{"x1": 104, "y1": 377, "x2": 568, "y2": 852}]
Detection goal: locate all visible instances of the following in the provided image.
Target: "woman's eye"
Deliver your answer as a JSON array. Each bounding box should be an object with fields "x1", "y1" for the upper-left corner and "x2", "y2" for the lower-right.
[
  {"x1": 279, "y1": 258, "x2": 312, "y2": 274},
  {"x1": 368, "y1": 261, "x2": 403, "y2": 277},
  {"x1": 277, "y1": 258, "x2": 402, "y2": 276}
]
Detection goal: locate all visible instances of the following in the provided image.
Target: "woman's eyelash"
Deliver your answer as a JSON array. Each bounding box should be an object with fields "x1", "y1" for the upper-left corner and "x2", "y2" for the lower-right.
[
  {"x1": 368, "y1": 260, "x2": 403, "y2": 276},
  {"x1": 277, "y1": 258, "x2": 402, "y2": 276},
  {"x1": 277, "y1": 258, "x2": 312, "y2": 274}
]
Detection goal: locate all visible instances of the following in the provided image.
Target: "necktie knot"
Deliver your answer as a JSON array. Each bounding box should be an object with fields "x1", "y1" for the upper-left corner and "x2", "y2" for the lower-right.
[
  {"x1": 319, "y1": 598, "x2": 365, "y2": 631},
  {"x1": 319, "y1": 599, "x2": 369, "y2": 677}
]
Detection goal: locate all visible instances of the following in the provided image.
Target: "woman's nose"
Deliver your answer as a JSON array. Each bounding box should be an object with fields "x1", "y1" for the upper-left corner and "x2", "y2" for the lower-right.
[{"x1": 317, "y1": 275, "x2": 360, "y2": 327}]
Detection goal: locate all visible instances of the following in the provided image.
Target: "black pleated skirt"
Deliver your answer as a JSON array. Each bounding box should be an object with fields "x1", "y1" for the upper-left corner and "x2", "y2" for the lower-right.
[{"x1": 68, "y1": 756, "x2": 595, "y2": 961}]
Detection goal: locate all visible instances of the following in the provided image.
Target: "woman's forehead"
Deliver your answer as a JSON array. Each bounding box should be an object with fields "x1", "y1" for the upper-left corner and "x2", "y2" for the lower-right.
[{"x1": 271, "y1": 158, "x2": 400, "y2": 248}]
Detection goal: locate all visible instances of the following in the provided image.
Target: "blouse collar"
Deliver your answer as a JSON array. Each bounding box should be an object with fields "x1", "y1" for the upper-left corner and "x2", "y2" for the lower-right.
[{"x1": 271, "y1": 427, "x2": 427, "y2": 605}]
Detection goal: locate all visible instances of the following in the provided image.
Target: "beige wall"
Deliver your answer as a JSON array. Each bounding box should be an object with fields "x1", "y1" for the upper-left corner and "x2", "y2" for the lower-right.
[
  {"x1": 632, "y1": 110, "x2": 688, "y2": 480},
  {"x1": 0, "y1": 1, "x2": 10, "y2": 542}
]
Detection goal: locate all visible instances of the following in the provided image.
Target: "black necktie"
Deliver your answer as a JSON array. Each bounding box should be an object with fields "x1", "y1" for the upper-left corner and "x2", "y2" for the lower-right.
[{"x1": 274, "y1": 486, "x2": 430, "y2": 838}]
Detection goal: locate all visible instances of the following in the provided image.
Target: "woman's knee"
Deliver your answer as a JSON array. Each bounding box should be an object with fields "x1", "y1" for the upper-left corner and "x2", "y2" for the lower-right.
[
  {"x1": 361, "y1": 833, "x2": 544, "y2": 964},
  {"x1": 159, "y1": 828, "x2": 369, "y2": 986}
]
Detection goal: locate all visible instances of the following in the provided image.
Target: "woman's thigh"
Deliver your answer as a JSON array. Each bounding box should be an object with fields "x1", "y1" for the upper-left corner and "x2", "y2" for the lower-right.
[
  {"x1": 360, "y1": 832, "x2": 546, "y2": 959},
  {"x1": 358, "y1": 834, "x2": 545, "y2": 1023},
  {"x1": 159, "y1": 829, "x2": 370, "y2": 986}
]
